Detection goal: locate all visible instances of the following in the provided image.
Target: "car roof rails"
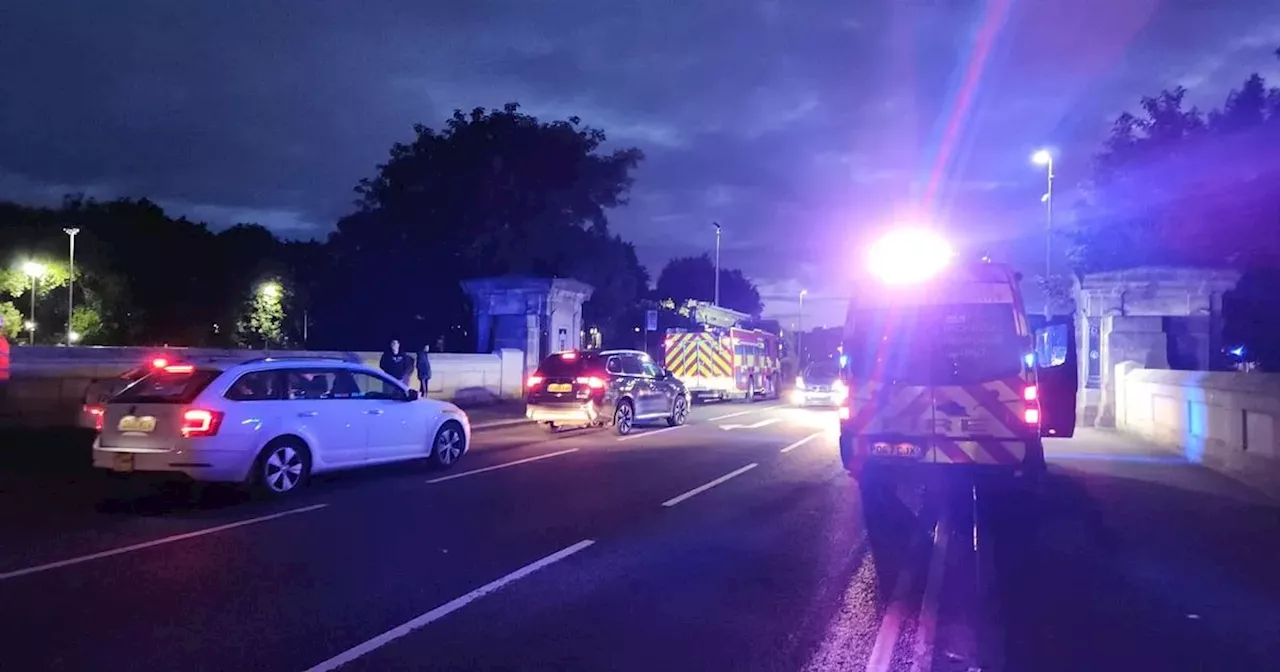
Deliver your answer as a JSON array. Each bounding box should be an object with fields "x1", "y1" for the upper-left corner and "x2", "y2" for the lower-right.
[{"x1": 235, "y1": 354, "x2": 363, "y2": 366}]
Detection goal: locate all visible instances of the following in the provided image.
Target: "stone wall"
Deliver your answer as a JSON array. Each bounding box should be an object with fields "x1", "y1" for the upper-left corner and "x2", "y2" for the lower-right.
[
  {"x1": 1115, "y1": 361, "x2": 1280, "y2": 497},
  {"x1": 1, "y1": 346, "x2": 525, "y2": 429}
]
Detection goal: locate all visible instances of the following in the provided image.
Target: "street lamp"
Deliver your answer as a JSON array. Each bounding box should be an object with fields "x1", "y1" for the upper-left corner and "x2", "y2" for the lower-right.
[
  {"x1": 22, "y1": 261, "x2": 46, "y2": 345},
  {"x1": 1031, "y1": 149, "x2": 1055, "y2": 314},
  {"x1": 712, "y1": 221, "x2": 722, "y2": 307},
  {"x1": 259, "y1": 281, "x2": 282, "y2": 298},
  {"x1": 63, "y1": 227, "x2": 79, "y2": 345},
  {"x1": 797, "y1": 289, "x2": 807, "y2": 366}
]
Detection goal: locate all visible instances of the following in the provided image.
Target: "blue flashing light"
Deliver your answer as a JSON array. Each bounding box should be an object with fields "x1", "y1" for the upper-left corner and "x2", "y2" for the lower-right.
[
  {"x1": 1228, "y1": 346, "x2": 1245, "y2": 358},
  {"x1": 839, "y1": 354, "x2": 849, "y2": 368},
  {"x1": 1023, "y1": 352, "x2": 1035, "y2": 367}
]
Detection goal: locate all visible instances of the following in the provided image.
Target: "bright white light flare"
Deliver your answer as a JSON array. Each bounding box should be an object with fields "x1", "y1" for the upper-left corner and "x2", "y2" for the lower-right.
[{"x1": 865, "y1": 228, "x2": 954, "y2": 285}]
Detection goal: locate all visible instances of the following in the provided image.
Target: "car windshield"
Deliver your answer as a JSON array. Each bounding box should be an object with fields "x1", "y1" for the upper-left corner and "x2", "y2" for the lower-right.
[
  {"x1": 803, "y1": 362, "x2": 840, "y2": 382},
  {"x1": 111, "y1": 369, "x2": 220, "y2": 404},
  {"x1": 844, "y1": 303, "x2": 1024, "y2": 385}
]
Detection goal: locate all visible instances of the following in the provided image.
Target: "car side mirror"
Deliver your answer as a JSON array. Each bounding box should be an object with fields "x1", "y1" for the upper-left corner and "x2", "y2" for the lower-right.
[{"x1": 405, "y1": 389, "x2": 419, "y2": 401}]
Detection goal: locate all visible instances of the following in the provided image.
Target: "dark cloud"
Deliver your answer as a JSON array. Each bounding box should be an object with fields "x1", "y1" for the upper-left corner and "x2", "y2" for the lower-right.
[{"x1": 1, "y1": 0, "x2": 1277, "y2": 318}]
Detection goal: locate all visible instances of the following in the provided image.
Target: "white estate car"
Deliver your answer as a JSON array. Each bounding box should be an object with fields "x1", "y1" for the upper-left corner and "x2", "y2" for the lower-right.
[{"x1": 92, "y1": 356, "x2": 471, "y2": 495}]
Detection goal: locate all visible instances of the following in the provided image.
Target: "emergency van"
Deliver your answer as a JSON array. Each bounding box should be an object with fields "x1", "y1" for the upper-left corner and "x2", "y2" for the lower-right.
[{"x1": 837, "y1": 229, "x2": 1076, "y2": 480}]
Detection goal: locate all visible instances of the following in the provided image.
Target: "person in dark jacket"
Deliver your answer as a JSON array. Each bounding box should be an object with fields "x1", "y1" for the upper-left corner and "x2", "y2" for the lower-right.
[
  {"x1": 379, "y1": 339, "x2": 413, "y2": 385},
  {"x1": 416, "y1": 344, "x2": 432, "y2": 396}
]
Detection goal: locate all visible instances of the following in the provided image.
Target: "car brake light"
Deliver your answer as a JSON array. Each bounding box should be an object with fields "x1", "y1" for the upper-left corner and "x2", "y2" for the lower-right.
[
  {"x1": 151, "y1": 357, "x2": 169, "y2": 369},
  {"x1": 576, "y1": 376, "x2": 606, "y2": 389},
  {"x1": 1024, "y1": 408, "x2": 1040, "y2": 424},
  {"x1": 561, "y1": 351, "x2": 577, "y2": 360},
  {"x1": 84, "y1": 405, "x2": 104, "y2": 431},
  {"x1": 181, "y1": 409, "x2": 223, "y2": 438},
  {"x1": 526, "y1": 375, "x2": 544, "y2": 387},
  {"x1": 163, "y1": 364, "x2": 195, "y2": 374},
  {"x1": 1023, "y1": 385, "x2": 1037, "y2": 401}
]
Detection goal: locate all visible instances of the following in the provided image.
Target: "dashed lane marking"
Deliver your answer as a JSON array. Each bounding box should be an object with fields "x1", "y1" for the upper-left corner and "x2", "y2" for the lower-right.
[
  {"x1": 0, "y1": 503, "x2": 329, "y2": 581},
  {"x1": 303, "y1": 539, "x2": 596, "y2": 672},
  {"x1": 616, "y1": 425, "x2": 687, "y2": 442},
  {"x1": 661, "y1": 463, "x2": 758, "y2": 507},
  {"x1": 426, "y1": 448, "x2": 579, "y2": 484},
  {"x1": 780, "y1": 431, "x2": 826, "y2": 453}
]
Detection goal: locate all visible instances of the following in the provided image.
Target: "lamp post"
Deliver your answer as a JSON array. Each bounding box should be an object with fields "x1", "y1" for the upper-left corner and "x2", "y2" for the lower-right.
[
  {"x1": 712, "y1": 221, "x2": 722, "y2": 307},
  {"x1": 63, "y1": 227, "x2": 79, "y2": 345},
  {"x1": 797, "y1": 289, "x2": 807, "y2": 366},
  {"x1": 22, "y1": 261, "x2": 47, "y2": 345},
  {"x1": 1032, "y1": 149, "x2": 1055, "y2": 316}
]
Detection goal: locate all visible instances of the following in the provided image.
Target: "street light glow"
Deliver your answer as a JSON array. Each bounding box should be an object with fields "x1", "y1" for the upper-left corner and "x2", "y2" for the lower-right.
[
  {"x1": 22, "y1": 260, "x2": 47, "y2": 278},
  {"x1": 68, "y1": 331, "x2": 81, "y2": 343},
  {"x1": 1031, "y1": 149, "x2": 1053, "y2": 166},
  {"x1": 259, "y1": 282, "x2": 282, "y2": 298}
]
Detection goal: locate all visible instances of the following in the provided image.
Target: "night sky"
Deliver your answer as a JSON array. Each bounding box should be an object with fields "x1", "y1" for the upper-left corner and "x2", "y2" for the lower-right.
[{"x1": 2, "y1": 1, "x2": 1277, "y2": 326}]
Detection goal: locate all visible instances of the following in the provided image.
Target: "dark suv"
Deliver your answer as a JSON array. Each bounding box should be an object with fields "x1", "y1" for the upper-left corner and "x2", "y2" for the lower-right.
[{"x1": 525, "y1": 349, "x2": 691, "y2": 435}]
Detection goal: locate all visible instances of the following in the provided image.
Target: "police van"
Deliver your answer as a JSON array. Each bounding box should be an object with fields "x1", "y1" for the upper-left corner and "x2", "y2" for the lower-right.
[{"x1": 837, "y1": 229, "x2": 1076, "y2": 481}]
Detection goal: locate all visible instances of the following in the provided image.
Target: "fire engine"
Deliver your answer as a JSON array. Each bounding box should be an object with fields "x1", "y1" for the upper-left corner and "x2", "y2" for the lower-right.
[{"x1": 662, "y1": 301, "x2": 781, "y2": 402}]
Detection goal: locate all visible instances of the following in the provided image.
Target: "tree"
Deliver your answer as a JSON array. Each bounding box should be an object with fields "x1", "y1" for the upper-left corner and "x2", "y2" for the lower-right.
[
  {"x1": 322, "y1": 102, "x2": 647, "y2": 350},
  {"x1": 237, "y1": 281, "x2": 286, "y2": 348},
  {"x1": 0, "y1": 302, "x2": 22, "y2": 340},
  {"x1": 654, "y1": 254, "x2": 764, "y2": 317},
  {"x1": 1071, "y1": 55, "x2": 1280, "y2": 272}
]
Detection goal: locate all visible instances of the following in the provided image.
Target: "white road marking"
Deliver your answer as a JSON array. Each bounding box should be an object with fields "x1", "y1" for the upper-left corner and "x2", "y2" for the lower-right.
[
  {"x1": 866, "y1": 562, "x2": 915, "y2": 672},
  {"x1": 0, "y1": 503, "x2": 329, "y2": 581},
  {"x1": 780, "y1": 431, "x2": 826, "y2": 453},
  {"x1": 707, "y1": 409, "x2": 752, "y2": 422},
  {"x1": 661, "y1": 463, "x2": 758, "y2": 507},
  {"x1": 616, "y1": 425, "x2": 686, "y2": 442},
  {"x1": 910, "y1": 514, "x2": 951, "y2": 672},
  {"x1": 303, "y1": 539, "x2": 595, "y2": 672},
  {"x1": 719, "y1": 418, "x2": 780, "y2": 431},
  {"x1": 426, "y1": 448, "x2": 579, "y2": 483}
]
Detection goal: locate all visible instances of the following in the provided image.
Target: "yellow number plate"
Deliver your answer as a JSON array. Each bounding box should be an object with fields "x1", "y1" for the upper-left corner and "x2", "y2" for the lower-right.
[
  {"x1": 117, "y1": 415, "x2": 157, "y2": 433},
  {"x1": 547, "y1": 383, "x2": 572, "y2": 393}
]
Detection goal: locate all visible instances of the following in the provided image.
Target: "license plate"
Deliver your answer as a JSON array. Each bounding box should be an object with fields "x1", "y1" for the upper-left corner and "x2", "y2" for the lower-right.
[
  {"x1": 117, "y1": 415, "x2": 157, "y2": 433},
  {"x1": 547, "y1": 383, "x2": 571, "y2": 393},
  {"x1": 871, "y1": 442, "x2": 922, "y2": 459},
  {"x1": 112, "y1": 453, "x2": 135, "y2": 472}
]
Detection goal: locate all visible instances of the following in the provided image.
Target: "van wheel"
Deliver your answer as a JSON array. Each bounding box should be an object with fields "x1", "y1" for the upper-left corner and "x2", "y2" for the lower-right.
[
  {"x1": 613, "y1": 400, "x2": 635, "y2": 436},
  {"x1": 431, "y1": 421, "x2": 466, "y2": 469},
  {"x1": 254, "y1": 439, "x2": 311, "y2": 497}
]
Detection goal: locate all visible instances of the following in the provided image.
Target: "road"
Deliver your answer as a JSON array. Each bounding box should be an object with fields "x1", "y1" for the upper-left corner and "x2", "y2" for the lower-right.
[{"x1": 1, "y1": 403, "x2": 1277, "y2": 671}]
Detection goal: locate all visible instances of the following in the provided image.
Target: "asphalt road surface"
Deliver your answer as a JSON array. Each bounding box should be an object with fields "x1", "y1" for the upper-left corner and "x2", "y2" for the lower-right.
[{"x1": 1, "y1": 404, "x2": 1277, "y2": 671}]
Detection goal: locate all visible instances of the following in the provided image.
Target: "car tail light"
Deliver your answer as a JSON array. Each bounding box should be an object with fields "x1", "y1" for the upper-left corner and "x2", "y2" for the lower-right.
[
  {"x1": 181, "y1": 409, "x2": 223, "y2": 438},
  {"x1": 150, "y1": 357, "x2": 169, "y2": 369},
  {"x1": 84, "y1": 405, "x2": 104, "y2": 431},
  {"x1": 526, "y1": 375, "x2": 544, "y2": 388},
  {"x1": 1023, "y1": 385, "x2": 1038, "y2": 402},
  {"x1": 163, "y1": 364, "x2": 195, "y2": 374},
  {"x1": 576, "y1": 376, "x2": 606, "y2": 389},
  {"x1": 1024, "y1": 408, "x2": 1040, "y2": 424},
  {"x1": 560, "y1": 351, "x2": 577, "y2": 360}
]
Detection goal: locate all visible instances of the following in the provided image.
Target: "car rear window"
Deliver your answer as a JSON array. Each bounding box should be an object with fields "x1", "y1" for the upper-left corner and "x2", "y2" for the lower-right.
[
  {"x1": 112, "y1": 369, "x2": 220, "y2": 404},
  {"x1": 537, "y1": 353, "x2": 598, "y2": 377}
]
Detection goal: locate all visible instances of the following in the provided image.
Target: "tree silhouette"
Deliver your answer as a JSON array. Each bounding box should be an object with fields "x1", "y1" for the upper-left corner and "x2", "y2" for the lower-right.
[{"x1": 654, "y1": 254, "x2": 764, "y2": 317}]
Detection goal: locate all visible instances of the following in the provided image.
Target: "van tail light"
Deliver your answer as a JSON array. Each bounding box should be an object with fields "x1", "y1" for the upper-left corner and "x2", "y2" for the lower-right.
[
  {"x1": 837, "y1": 393, "x2": 852, "y2": 421},
  {"x1": 163, "y1": 364, "x2": 195, "y2": 374},
  {"x1": 526, "y1": 375, "x2": 544, "y2": 388},
  {"x1": 84, "y1": 405, "x2": 104, "y2": 431},
  {"x1": 576, "y1": 376, "x2": 606, "y2": 389},
  {"x1": 1024, "y1": 408, "x2": 1040, "y2": 425},
  {"x1": 150, "y1": 357, "x2": 169, "y2": 369},
  {"x1": 181, "y1": 409, "x2": 223, "y2": 438},
  {"x1": 1023, "y1": 385, "x2": 1038, "y2": 402}
]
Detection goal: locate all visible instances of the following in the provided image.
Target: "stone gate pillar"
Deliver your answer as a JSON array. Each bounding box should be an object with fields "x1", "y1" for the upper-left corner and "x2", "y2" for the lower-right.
[
  {"x1": 460, "y1": 276, "x2": 594, "y2": 373},
  {"x1": 1075, "y1": 267, "x2": 1239, "y2": 427}
]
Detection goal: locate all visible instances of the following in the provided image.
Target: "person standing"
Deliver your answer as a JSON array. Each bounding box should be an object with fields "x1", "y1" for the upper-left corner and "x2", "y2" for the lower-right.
[
  {"x1": 416, "y1": 343, "x2": 432, "y2": 396},
  {"x1": 379, "y1": 339, "x2": 413, "y2": 386}
]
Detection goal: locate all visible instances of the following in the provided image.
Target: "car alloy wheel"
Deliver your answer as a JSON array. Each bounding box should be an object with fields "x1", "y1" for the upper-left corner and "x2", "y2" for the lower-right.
[
  {"x1": 614, "y1": 401, "x2": 634, "y2": 435},
  {"x1": 668, "y1": 396, "x2": 688, "y2": 427},
  {"x1": 263, "y1": 444, "x2": 305, "y2": 494},
  {"x1": 434, "y1": 422, "x2": 465, "y2": 468}
]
